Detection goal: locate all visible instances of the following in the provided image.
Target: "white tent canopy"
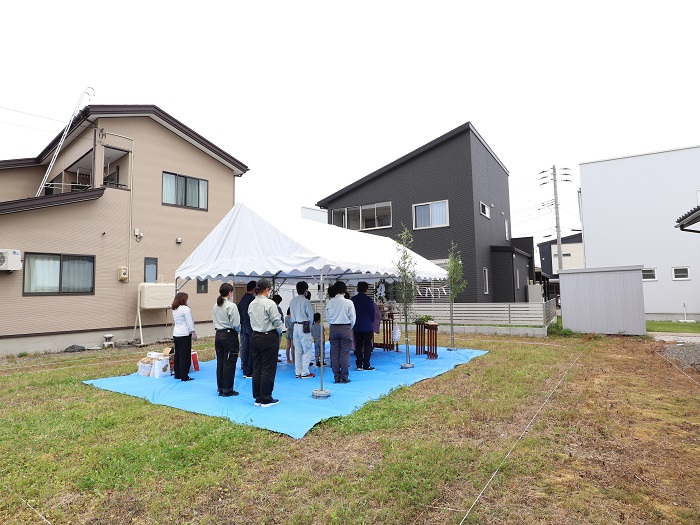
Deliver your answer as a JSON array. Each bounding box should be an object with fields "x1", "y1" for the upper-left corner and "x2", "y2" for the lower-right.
[{"x1": 175, "y1": 203, "x2": 447, "y2": 285}]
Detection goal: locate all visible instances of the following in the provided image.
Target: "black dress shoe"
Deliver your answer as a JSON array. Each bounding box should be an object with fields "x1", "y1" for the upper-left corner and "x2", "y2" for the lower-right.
[
  {"x1": 181, "y1": 376, "x2": 194, "y2": 382},
  {"x1": 221, "y1": 390, "x2": 239, "y2": 397}
]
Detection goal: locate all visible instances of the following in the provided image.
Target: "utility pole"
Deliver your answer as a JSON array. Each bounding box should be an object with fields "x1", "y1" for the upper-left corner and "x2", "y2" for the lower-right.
[
  {"x1": 538, "y1": 165, "x2": 571, "y2": 273},
  {"x1": 552, "y1": 165, "x2": 563, "y2": 273}
]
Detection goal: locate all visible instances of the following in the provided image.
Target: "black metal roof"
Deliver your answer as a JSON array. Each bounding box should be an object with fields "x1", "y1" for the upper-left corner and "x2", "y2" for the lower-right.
[
  {"x1": 676, "y1": 205, "x2": 700, "y2": 224},
  {"x1": 676, "y1": 204, "x2": 700, "y2": 230},
  {"x1": 536, "y1": 232, "x2": 583, "y2": 249},
  {"x1": 316, "y1": 121, "x2": 508, "y2": 208}
]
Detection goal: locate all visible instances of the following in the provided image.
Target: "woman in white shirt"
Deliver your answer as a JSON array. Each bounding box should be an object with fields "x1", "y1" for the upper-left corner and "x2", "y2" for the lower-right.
[{"x1": 172, "y1": 292, "x2": 196, "y2": 381}]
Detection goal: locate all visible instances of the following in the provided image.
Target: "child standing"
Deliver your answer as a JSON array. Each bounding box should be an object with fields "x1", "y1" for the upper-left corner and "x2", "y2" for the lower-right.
[
  {"x1": 285, "y1": 307, "x2": 295, "y2": 364},
  {"x1": 312, "y1": 312, "x2": 325, "y2": 366}
]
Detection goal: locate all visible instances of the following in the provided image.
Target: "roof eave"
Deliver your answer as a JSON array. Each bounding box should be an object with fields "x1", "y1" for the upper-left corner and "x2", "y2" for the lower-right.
[
  {"x1": 0, "y1": 187, "x2": 105, "y2": 215},
  {"x1": 2, "y1": 105, "x2": 249, "y2": 176},
  {"x1": 316, "y1": 121, "x2": 508, "y2": 208}
]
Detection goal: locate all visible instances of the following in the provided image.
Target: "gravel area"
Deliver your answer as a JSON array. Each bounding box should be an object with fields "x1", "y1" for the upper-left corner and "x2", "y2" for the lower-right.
[{"x1": 663, "y1": 341, "x2": 700, "y2": 371}]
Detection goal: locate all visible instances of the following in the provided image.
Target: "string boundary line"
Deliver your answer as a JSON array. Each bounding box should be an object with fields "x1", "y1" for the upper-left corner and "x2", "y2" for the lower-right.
[{"x1": 458, "y1": 350, "x2": 584, "y2": 524}]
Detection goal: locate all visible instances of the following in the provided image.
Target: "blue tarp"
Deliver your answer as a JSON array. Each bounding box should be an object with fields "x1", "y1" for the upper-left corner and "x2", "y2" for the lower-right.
[{"x1": 84, "y1": 346, "x2": 487, "y2": 439}]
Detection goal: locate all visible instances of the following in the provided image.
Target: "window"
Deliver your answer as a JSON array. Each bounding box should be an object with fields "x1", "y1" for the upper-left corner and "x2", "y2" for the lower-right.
[
  {"x1": 516, "y1": 269, "x2": 520, "y2": 289},
  {"x1": 162, "y1": 172, "x2": 208, "y2": 210},
  {"x1": 331, "y1": 202, "x2": 392, "y2": 231},
  {"x1": 105, "y1": 166, "x2": 120, "y2": 188},
  {"x1": 332, "y1": 208, "x2": 345, "y2": 228},
  {"x1": 673, "y1": 267, "x2": 690, "y2": 280},
  {"x1": 361, "y1": 202, "x2": 392, "y2": 229},
  {"x1": 23, "y1": 253, "x2": 95, "y2": 295},
  {"x1": 483, "y1": 267, "x2": 489, "y2": 295},
  {"x1": 505, "y1": 219, "x2": 509, "y2": 240},
  {"x1": 413, "y1": 200, "x2": 449, "y2": 229},
  {"x1": 144, "y1": 257, "x2": 158, "y2": 283},
  {"x1": 642, "y1": 269, "x2": 657, "y2": 281},
  {"x1": 197, "y1": 278, "x2": 208, "y2": 294},
  {"x1": 347, "y1": 206, "x2": 361, "y2": 230},
  {"x1": 479, "y1": 201, "x2": 490, "y2": 219}
]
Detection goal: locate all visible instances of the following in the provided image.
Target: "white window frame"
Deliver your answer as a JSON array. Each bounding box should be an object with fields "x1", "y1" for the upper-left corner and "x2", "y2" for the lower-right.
[
  {"x1": 331, "y1": 208, "x2": 346, "y2": 228},
  {"x1": 479, "y1": 201, "x2": 491, "y2": 219},
  {"x1": 642, "y1": 268, "x2": 657, "y2": 281},
  {"x1": 672, "y1": 267, "x2": 690, "y2": 280},
  {"x1": 331, "y1": 202, "x2": 392, "y2": 231},
  {"x1": 483, "y1": 267, "x2": 489, "y2": 295},
  {"x1": 412, "y1": 200, "x2": 450, "y2": 230},
  {"x1": 505, "y1": 218, "x2": 509, "y2": 240},
  {"x1": 361, "y1": 201, "x2": 393, "y2": 230}
]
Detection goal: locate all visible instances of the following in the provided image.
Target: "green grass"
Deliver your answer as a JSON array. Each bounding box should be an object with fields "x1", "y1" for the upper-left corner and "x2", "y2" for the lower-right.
[
  {"x1": 0, "y1": 333, "x2": 698, "y2": 524},
  {"x1": 646, "y1": 319, "x2": 700, "y2": 333}
]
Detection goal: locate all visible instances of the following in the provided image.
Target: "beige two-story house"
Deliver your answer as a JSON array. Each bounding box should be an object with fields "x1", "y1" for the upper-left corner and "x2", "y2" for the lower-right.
[{"x1": 0, "y1": 105, "x2": 248, "y2": 355}]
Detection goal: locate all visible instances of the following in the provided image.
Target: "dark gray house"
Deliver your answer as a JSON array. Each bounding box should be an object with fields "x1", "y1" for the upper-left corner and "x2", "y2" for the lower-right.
[
  {"x1": 316, "y1": 122, "x2": 532, "y2": 303},
  {"x1": 536, "y1": 232, "x2": 583, "y2": 301}
]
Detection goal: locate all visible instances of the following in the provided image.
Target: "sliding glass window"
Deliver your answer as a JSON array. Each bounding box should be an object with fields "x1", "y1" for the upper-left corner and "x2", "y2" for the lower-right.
[
  {"x1": 331, "y1": 202, "x2": 392, "y2": 231},
  {"x1": 163, "y1": 172, "x2": 208, "y2": 210},
  {"x1": 23, "y1": 253, "x2": 95, "y2": 295}
]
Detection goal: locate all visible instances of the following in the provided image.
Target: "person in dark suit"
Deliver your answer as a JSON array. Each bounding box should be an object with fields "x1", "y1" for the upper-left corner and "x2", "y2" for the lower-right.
[
  {"x1": 351, "y1": 281, "x2": 376, "y2": 371},
  {"x1": 237, "y1": 280, "x2": 257, "y2": 378}
]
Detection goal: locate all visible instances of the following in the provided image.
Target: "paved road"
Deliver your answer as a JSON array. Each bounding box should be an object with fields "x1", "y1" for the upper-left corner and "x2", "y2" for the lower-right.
[{"x1": 650, "y1": 332, "x2": 700, "y2": 344}]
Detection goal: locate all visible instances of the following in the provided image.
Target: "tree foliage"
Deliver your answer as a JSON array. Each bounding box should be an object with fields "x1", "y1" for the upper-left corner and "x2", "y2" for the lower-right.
[
  {"x1": 395, "y1": 225, "x2": 417, "y2": 322},
  {"x1": 447, "y1": 240, "x2": 467, "y2": 301}
]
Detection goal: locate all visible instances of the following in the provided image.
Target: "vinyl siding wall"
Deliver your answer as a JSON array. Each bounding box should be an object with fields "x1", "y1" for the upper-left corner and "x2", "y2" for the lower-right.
[
  {"x1": 0, "y1": 116, "x2": 237, "y2": 346},
  {"x1": 324, "y1": 131, "x2": 476, "y2": 302},
  {"x1": 469, "y1": 132, "x2": 512, "y2": 302}
]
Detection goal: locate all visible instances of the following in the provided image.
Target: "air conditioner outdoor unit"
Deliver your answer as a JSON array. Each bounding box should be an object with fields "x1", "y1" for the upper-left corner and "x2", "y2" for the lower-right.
[{"x1": 0, "y1": 249, "x2": 22, "y2": 271}]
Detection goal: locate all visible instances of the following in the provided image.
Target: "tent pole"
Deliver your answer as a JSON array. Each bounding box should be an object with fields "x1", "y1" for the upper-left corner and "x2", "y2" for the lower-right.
[{"x1": 313, "y1": 269, "x2": 331, "y2": 399}]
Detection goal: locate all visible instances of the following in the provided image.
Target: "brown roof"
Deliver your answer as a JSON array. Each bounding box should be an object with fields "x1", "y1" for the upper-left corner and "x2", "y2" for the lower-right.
[
  {"x1": 0, "y1": 105, "x2": 249, "y2": 175},
  {"x1": 0, "y1": 187, "x2": 105, "y2": 215}
]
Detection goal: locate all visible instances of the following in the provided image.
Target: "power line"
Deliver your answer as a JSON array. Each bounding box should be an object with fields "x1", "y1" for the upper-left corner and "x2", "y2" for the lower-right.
[
  {"x1": 0, "y1": 105, "x2": 67, "y2": 123},
  {"x1": 0, "y1": 119, "x2": 62, "y2": 134}
]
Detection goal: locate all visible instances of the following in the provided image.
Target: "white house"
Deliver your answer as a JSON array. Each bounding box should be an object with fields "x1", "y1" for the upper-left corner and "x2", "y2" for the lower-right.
[{"x1": 579, "y1": 146, "x2": 700, "y2": 320}]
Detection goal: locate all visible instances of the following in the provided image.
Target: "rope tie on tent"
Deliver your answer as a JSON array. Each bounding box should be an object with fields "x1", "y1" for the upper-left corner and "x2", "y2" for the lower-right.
[
  {"x1": 2, "y1": 483, "x2": 53, "y2": 524},
  {"x1": 458, "y1": 351, "x2": 584, "y2": 524}
]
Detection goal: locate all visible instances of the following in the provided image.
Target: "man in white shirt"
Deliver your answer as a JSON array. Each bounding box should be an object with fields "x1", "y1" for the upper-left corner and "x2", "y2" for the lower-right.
[{"x1": 289, "y1": 281, "x2": 316, "y2": 379}]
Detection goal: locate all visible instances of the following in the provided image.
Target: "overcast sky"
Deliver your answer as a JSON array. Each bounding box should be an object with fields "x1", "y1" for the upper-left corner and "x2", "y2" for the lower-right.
[{"x1": 2, "y1": 1, "x2": 699, "y2": 252}]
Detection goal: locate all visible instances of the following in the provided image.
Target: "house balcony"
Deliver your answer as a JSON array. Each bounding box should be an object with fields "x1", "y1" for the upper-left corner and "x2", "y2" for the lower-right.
[{"x1": 44, "y1": 144, "x2": 131, "y2": 195}]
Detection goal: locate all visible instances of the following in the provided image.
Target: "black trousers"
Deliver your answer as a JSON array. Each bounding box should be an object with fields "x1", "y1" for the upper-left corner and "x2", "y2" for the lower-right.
[
  {"x1": 215, "y1": 329, "x2": 239, "y2": 393},
  {"x1": 240, "y1": 328, "x2": 253, "y2": 376},
  {"x1": 173, "y1": 335, "x2": 192, "y2": 380},
  {"x1": 251, "y1": 331, "x2": 279, "y2": 404},
  {"x1": 354, "y1": 330, "x2": 374, "y2": 369}
]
